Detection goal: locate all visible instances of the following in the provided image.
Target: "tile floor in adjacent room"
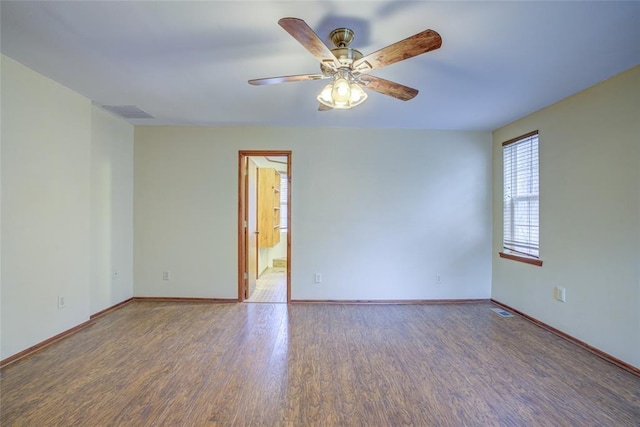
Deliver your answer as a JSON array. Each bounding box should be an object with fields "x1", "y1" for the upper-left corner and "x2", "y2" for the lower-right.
[{"x1": 246, "y1": 267, "x2": 286, "y2": 303}]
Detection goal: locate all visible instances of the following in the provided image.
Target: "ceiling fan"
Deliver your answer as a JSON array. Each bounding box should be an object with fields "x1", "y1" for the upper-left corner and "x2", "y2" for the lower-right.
[{"x1": 248, "y1": 17, "x2": 442, "y2": 110}]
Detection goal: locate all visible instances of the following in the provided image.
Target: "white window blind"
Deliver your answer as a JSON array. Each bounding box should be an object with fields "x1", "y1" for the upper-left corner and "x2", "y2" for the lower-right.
[
  {"x1": 280, "y1": 173, "x2": 288, "y2": 232},
  {"x1": 503, "y1": 131, "x2": 539, "y2": 258}
]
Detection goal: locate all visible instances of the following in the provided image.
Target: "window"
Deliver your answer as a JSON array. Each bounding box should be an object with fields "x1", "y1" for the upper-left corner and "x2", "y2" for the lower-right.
[
  {"x1": 280, "y1": 172, "x2": 288, "y2": 232},
  {"x1": 501, "y1": 131, "x2": 542, "y2": 266}
]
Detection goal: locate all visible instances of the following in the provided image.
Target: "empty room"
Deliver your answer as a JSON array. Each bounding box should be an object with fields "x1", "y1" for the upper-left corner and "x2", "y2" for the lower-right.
[{"x1": 1, "y1": 1, "x2": 639, "y2": 425}]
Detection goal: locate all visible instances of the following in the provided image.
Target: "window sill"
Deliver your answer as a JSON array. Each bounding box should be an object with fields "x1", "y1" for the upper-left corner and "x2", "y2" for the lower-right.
[{"x1": 499, "y1": 252, "x2": 543, "y2": 267}]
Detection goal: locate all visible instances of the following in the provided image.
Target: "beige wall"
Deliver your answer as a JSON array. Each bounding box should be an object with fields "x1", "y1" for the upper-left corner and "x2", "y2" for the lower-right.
[
  {"x1": 134, "y1": 126, "x2": 493, "y2": 301},
  {"x1": 492, "y1": 65, "x2": 640, "y2": 368},
  {"x1": 0, "y1": 55, "x2": 134, "y2": 360},
  {"x1": 90, "y1": 106, "x2": 134, "y2": 314},
  {"x1": 3, "y1": 49, "x2": 636, "y2": 369}
]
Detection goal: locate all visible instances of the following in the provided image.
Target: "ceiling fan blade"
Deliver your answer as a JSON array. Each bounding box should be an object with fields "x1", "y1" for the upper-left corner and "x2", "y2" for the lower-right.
[
  {"x1": 248, "y1": 74, "x2": 328, "y2": 86},
  {"x1": 278, "y1": 17, "x2": 340, "y2": 70},
  {"x1": 353, "y1": 29, "x2": 442, "y2": 73},
  {"x1": 360, "y1": 75, "x2": 419, "y2": 101},
  {"x1": 318, "y1": 104, "x2": 332, "y2": 111}
]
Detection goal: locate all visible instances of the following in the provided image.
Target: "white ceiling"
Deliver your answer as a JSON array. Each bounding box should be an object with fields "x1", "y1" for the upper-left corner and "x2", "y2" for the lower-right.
[{"x1": 2, "y1": 1, "x2": 639, "y2": 131}]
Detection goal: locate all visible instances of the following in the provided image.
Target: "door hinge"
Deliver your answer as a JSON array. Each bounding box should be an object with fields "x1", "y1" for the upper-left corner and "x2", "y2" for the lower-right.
[
  {"x1": 244, "y1": 220, "x2": 248, "y2": 228},
  {"x1": 244, "y1": 272, "x2": 248, "y2": 280}
]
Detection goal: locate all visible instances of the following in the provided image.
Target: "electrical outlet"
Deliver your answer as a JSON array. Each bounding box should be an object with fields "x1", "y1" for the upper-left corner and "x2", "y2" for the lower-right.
[
  {"x1": 435, "y1": 274, "x2": 443, "y2": 285},
  {"x1": 112, "y1": 270, "x2": 119, "y2": 280},
  {"x1": 162, "y1": 271, "x2": 171, "y2": 280},
  {"x1": 314, "y1": 273, "x2": 322, "y2": 283},
  {"x1": 57, "y1": 296, "x2": 66, "y2": 309}
]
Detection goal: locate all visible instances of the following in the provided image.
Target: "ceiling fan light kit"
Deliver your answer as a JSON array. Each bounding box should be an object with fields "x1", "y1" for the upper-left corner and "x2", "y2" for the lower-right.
[
  {"x1": 317, "y1": 69, "x2": 368, "y2": 109},
  {"x1": 249, "y1": 18, "x2": 442, "y2": 111}
]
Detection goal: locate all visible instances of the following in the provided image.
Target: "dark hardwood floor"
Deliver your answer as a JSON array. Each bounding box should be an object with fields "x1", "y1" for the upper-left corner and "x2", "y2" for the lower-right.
[{"x1": 1, "y1": 301, "x2": 639, "y2": 426}]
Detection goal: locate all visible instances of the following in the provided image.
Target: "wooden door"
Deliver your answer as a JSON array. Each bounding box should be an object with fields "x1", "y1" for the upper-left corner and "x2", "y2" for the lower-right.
[{"x1": 246, "y1": 159, "x2": 258, "y2": 298}]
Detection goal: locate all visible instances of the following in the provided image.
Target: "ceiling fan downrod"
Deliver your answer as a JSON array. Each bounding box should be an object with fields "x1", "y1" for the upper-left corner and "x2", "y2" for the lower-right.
[{"x1": 329, "y1": 28, "x2": 355, "y2": 48}]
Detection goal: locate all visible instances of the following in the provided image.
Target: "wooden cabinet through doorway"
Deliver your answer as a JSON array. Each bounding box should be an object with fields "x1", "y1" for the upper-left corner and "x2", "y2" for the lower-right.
[{"x1": 258, "y1": 168, "x2": 281, "y2": 248}]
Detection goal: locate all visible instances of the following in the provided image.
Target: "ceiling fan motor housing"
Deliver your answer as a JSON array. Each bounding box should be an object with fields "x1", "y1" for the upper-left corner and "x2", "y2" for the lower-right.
[
  {"x1": 321, "y1": 47, "x2": 363, "y2": 74},
  {"x1": 319, "y1": 28, "x2": 363, "y2": 75}
]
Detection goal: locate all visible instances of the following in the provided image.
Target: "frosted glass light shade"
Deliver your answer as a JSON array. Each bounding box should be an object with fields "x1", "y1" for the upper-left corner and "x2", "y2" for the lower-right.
[{"x1": 317, "y1": 74, "x2": 368, "y2": 110}]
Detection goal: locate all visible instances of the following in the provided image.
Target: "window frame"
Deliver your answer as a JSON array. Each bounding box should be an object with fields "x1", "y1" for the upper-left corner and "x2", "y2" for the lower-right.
[{"x1": 499, "y1": 130, "x2": 543, "y2": 267}]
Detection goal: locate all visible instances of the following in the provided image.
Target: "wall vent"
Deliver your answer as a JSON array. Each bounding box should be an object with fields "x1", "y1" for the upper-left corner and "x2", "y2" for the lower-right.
[
  {"x1": 490, "y1": 308, "x2": 513, "y2": 317},
  {"x1": 101, "y1": 105, "x2": 153, "y2": 119}
]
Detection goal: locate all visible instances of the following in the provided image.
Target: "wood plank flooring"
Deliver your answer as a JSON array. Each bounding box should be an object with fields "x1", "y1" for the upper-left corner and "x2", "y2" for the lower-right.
[{"x1": 1, "y1": 301, "x2": 639, "y2": 426}]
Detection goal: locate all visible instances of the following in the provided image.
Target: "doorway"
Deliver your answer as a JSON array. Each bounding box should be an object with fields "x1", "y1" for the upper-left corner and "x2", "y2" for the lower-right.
[{"x1": 238, "y1": 151, "x2": 291, "y2": 303}]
